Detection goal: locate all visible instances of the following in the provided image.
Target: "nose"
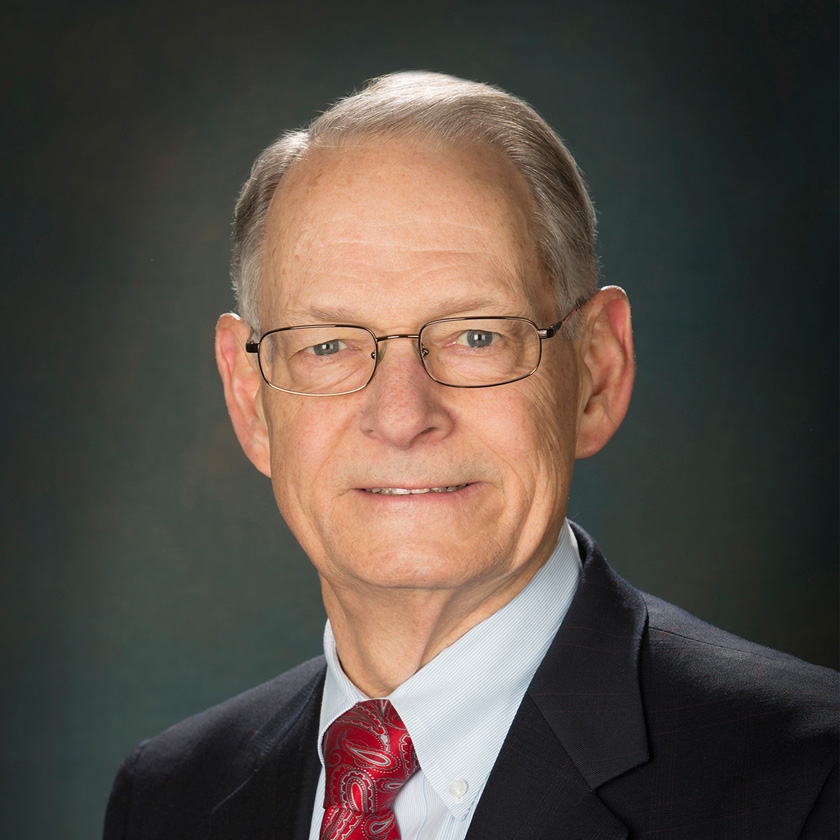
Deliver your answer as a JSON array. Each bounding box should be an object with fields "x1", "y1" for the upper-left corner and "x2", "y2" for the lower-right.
[{"x1": 358, "y1": 338, "x2": 454, "y2": 449}]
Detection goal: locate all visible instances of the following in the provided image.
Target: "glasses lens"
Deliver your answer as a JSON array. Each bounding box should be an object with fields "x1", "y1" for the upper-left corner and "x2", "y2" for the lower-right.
[
  {"x1": 259, "y1": 326, "x2": 376, "y2": 395},
  {"x1": 420, "y1": 318, "x2": 540, "y2": 387}
]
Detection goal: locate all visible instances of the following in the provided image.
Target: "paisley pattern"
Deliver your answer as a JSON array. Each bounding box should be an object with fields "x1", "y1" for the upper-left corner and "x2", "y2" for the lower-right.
[{"x1": 320, "y1": 699, "x2": 419, "y2": 840}]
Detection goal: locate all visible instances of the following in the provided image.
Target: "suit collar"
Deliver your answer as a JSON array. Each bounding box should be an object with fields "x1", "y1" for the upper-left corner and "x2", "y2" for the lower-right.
[
  {"x1": 528, "y1": 522, "x2": 649, "y2": 789},
  {"x1": 467, "y1": 524, "x2": 648, "y2": 839}
]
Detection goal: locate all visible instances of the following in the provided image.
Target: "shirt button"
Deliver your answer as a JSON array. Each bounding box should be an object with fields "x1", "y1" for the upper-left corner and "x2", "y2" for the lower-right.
[{"x1": 449, "y1": 779, "x2": 468, "y2": 800}]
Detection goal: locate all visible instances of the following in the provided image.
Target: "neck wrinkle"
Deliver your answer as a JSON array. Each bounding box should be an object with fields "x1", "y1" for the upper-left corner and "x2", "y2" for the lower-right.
[{"x1": 320, "y1": 553, "x2": 550, "y2": 697}]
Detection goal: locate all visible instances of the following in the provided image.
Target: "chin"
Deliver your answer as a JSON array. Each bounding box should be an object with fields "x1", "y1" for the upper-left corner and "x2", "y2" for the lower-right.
[{"x1": 328, "y1": 540, "x2": 506, "y2": 591}]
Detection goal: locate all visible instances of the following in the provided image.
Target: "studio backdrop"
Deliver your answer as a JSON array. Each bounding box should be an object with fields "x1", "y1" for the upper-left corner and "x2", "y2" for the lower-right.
[{"x1": 2, "y1": 1, "x2": 837, "y2": 837}]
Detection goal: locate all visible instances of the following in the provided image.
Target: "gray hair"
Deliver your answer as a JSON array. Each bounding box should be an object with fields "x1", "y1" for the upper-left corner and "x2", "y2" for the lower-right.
[{"x1": 232, "y1": 71, "x2": 598, "y2": 335}]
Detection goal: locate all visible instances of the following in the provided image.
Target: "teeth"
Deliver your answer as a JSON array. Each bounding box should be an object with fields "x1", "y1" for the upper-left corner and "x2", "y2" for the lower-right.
[{"x1": 366, "y1": 484, "x2": 468, "y2": 495}]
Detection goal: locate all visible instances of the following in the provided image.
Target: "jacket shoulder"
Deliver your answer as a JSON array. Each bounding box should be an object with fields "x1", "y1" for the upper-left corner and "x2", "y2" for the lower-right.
[
  {"x1": 643, "y1": 593, "x2": 838, "y2": 708},
  {"x1": 104, "y1": 656, "x2": 325, "y2": 839},
  {"x1": 593, "y1": 592, "x2": 838, "y2": 838},
  {"x1": 641, "y1": 594, "x2": 837, "y2": 789},
  {"x1": 138, "y1": 655, "x2": 324, "y2": 764}
]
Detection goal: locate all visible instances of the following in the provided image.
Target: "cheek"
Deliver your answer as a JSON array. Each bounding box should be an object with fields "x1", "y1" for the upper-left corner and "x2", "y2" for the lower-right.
[
  {"x1": 502, "y1": 356, "x2": 579, "y2": 502},
  {"x1": 531, "y1": 376, "x2": 578, "y2": 462},
  {"x1": 536, "y1": 341, "x2": 580, "y2": 439},
  {"x1": 264, "y1": 398, "x2": 342, "y2": 509},
  {"x1": 473, "y1": 380, "x2": 574, "y2": 509}
]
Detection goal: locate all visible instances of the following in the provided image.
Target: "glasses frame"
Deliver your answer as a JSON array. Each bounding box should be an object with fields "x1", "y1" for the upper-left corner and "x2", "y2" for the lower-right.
[{"x1": 245, "y1": 303, "x2": 583, "y2": 396}]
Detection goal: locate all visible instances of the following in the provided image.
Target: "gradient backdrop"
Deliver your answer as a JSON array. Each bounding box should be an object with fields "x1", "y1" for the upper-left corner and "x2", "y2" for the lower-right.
[{"x1": 3, "y1": 1, "x2": 837, "y2": 837}]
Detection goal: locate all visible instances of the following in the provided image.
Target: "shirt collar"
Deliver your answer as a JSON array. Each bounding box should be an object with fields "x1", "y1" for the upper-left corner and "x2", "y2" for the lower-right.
[{"x1": 317, "y1": 520, "x2": 581, "y2": 820}]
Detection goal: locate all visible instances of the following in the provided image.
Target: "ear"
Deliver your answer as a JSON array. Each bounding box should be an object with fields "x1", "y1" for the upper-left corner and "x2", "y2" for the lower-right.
[
  {"x1": 574, "y1": 286, "x2": 635, "y2": 459},
  {"x1": 215, "y1": 313, "x2": 272, "y2": 477}
]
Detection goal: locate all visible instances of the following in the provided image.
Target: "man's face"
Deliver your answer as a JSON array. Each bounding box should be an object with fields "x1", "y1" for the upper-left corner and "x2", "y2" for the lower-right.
[{"x1": 255, "y1": 137, "x2": 583, "y2": 597}]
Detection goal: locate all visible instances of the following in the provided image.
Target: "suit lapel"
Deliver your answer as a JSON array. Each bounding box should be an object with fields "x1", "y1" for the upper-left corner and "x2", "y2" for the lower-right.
[
  {"x1": 467, "y1": 695, "x2": 629, "y2": 840},
  {"x1": 210, "y1": 665, "x2": 325, "y2": 840},
  {"x1": 467, "y1": 525, "x2": 649, "y2": 839}
]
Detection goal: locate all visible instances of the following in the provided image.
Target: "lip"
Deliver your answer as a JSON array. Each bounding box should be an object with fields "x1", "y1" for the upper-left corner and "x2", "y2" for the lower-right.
[
  {"x1": 352, "y1": 482, "x2": 478, "y2": 499},
  {"x1": 362, "y1": 484, "x2": 469, "y2": 495}
]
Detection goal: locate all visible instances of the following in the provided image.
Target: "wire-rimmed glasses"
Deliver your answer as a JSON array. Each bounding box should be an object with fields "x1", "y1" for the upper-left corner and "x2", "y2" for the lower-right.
[{"x1": 245, "y1": 306, "x2": 580, "y2": 396}]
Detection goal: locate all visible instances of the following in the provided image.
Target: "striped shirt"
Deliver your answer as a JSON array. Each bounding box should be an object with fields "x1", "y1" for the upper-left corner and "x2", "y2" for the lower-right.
[{"x1": 308, "y1": 520, "x2": 581, "y2": 840}]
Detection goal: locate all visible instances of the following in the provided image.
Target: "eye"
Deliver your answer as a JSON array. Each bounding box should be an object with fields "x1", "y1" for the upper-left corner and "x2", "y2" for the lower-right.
[
  {"x1": 307, "y1": 339, "x2": 345, "y2": 356},
  {"x1": 457, "y1": 329, "x2": 497, "y2": 349}
]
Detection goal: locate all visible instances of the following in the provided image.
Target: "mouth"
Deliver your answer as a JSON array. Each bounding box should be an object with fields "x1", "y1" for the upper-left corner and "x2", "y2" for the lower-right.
[{"x1": 362, "y1": 484, "x2": 470, "y2": 495}]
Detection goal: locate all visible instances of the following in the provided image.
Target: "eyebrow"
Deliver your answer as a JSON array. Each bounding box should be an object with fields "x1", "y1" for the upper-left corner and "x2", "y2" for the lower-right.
[{"x1": 282, "y1": 295, "x2": 523, "y2": 326}]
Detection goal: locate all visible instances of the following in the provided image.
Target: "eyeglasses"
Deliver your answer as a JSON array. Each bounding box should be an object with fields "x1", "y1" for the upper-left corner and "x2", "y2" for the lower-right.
[{"x1": 245, "y1": 306, "x2": 581, "y2": 396}]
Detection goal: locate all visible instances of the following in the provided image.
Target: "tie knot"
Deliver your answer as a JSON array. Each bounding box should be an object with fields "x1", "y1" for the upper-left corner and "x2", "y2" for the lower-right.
[{"x1": 320, "y1": 699, "x2": 418, "y2": 839}]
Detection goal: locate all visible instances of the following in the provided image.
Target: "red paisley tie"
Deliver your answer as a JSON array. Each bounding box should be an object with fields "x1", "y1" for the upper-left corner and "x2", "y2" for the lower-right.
[{"x1": 319, "y1": 699, "x2": 419, "y2": 840}]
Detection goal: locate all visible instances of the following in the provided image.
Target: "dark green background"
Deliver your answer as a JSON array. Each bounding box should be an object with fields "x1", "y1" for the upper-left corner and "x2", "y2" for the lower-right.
[{"x1": 2, "y1": 1, "x2": 837, "y2": 836}]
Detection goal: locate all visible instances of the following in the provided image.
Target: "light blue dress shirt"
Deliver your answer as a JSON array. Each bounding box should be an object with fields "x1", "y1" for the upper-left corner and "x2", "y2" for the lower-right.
[{"x1": 308, "y1": 520, "x2": 581, "y2": 840}]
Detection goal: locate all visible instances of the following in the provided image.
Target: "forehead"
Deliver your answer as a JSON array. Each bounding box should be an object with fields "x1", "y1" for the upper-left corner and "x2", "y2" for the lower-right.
[{"x1": 260, "y1": 135, "x2": 549, "y2": 323}]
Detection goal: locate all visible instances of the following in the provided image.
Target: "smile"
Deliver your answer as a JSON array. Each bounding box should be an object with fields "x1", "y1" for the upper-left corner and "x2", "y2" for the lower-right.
[{"x1": 363, "y1": 484, "x2": 469, "y2": 495}]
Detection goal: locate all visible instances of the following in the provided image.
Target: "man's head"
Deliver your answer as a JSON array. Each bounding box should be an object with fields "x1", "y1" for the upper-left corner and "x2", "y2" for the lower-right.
[
  {"x1": 216, "y1": 72, "x2": 633, "y2": 610},
  {"x1": 231, "y1": 72, "x2": 598, "y2": 337}
]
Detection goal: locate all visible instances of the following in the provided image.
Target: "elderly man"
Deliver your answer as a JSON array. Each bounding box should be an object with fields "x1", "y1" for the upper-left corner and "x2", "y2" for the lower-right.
[{"x1": 104, "y1": 73, "x2": 837, "y2": 840}]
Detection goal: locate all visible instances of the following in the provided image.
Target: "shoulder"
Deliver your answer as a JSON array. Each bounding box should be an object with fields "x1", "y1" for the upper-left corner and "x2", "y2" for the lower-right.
[
  {"x1": 642, "y1": 593, "x2": 838, "y2": 711},
  {"x1": 133, "y1": 655, "x2": 325, "y2": 770},
  {"x1": 639, "y1": 593, "x2": 837, "y2": 786},
  {"x1": 104, "y1": 656, "x2": 326, "y2": 838},
  {"x1": 590, "y1": 586, "x2": 838, "y2": 837}
]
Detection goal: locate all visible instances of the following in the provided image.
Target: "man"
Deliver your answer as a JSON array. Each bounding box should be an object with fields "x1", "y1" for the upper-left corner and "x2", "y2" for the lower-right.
[{"x1": 104, "y1": 72, "x2": 838, "y2": 839}]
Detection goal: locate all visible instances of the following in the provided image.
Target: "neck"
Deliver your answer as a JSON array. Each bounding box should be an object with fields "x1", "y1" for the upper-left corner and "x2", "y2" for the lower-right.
[{"x1": 320, "y1": 556, "x2": 549, "y2": 698}]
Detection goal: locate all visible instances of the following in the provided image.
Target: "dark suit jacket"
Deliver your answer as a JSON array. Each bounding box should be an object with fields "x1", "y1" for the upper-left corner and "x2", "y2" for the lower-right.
[{"x1": 104, "y1": 525, "x2": 839, "y2": 839}]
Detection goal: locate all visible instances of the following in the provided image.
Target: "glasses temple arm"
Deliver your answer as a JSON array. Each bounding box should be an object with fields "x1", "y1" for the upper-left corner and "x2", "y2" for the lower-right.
[{"x1": 538, "y1": 299, "x2": 586, "y2": 339}]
